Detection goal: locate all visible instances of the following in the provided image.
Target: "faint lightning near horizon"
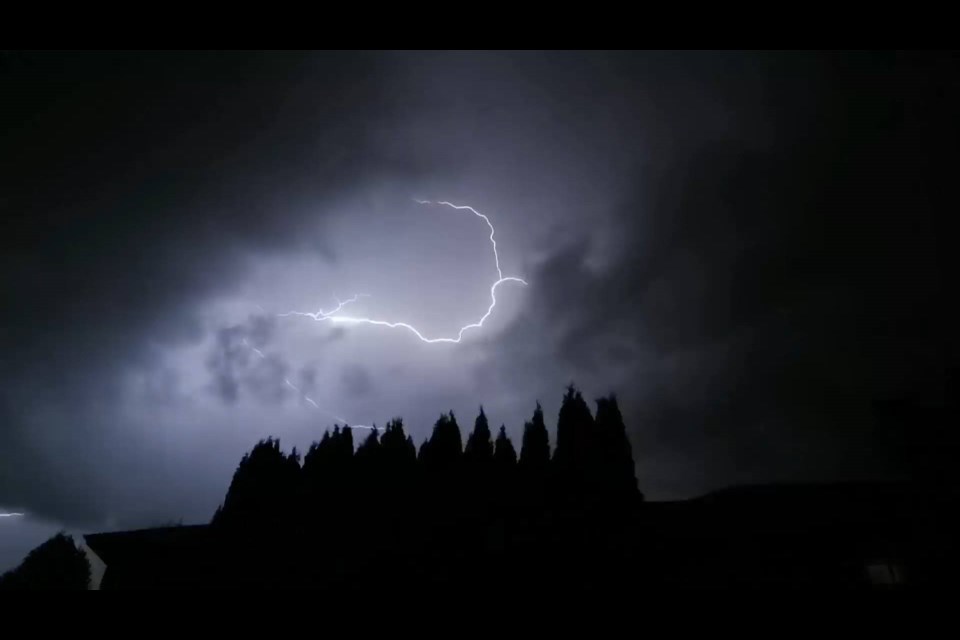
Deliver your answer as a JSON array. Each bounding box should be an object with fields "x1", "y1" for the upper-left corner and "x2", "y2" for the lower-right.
[
  {"x1": 241, "y1": 338, "x2": 377, "y2": 430},
  {"x1": 280, "y1": 200, "x2": 527, "y2": 344},
  {"x1": 0, "y1": 512, "x2": 25, "y2": 518}
]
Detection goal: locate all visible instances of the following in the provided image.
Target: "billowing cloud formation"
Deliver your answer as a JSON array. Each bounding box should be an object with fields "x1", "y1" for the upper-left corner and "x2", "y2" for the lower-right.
[
  {"x1": 206, "y1": 314, "x2": 289, "y2": 404},
  {"x1": 0, "y1": 52, "x2": 956, "y2": 572},
  {"x1": 341, "y1": 364, "x2": 374, "y2": 398}
]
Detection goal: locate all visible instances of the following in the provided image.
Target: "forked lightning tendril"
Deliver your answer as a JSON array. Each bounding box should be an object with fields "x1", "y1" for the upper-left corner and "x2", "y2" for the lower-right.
[
  {"x1": 242, "y1": 339, "x2": 376, "y2": 430},
  {"x1": 280, "y1": 200, "x2": 527, "y2": 343},
  {"x1": 241, "y1": 200, "x2": 526, "y2": 430}
]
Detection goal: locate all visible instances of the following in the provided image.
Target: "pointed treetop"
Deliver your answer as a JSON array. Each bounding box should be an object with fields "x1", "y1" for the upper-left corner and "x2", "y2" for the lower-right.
[{"x1": 494, "y1": 425, "x2": 518, "y2": 468}]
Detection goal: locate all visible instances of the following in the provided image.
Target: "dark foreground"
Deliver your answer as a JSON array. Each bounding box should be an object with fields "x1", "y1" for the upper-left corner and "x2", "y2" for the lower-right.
[{"x1": 83, "y1": 482, "x2": 957, "y2": 590}]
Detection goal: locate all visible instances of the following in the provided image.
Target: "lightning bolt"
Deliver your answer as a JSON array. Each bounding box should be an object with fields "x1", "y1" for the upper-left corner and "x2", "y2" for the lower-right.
[
  {"x1": 237, "y1": 200, "x2": 525, "y2": 430},
  {"x1": 281, "y1": 200, "x2": 527, "y2": 344},
  {"x1": 0, "y1": 512, "x2": 25, "y2": 518},
  {"x1": 242, "y1": 338, "x2": 377, "y2": 430},
  {"x1": 243, "y1": 339, "x2": 266, "y2": 359},
  {"x1": 277, "y1": 294, "x2": 370, "y2": 322}
]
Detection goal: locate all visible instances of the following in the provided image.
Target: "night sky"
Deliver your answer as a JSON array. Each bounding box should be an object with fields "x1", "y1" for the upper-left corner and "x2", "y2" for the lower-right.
[{"x1": 1, "y1": 51, "x2": 957, "y2": 571}]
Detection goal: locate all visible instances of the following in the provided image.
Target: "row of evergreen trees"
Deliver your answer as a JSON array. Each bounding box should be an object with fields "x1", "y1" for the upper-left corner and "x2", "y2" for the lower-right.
[{"x1": 212, "y1": 386, "x2": 639, "y2": 530}]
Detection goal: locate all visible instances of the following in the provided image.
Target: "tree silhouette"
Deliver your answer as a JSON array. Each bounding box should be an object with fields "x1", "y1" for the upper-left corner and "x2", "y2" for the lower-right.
[
  {"x1": 594, "y1": 394, "x2": 641, "y2": 500},
  {"x1": 553, "y1": 385, "x2": 595, "y2": 497},
  {"x1": 303, "y1": 430, "x2": 331, "y2": 478},
  {"x1": 355, "y1": 426, "x2": 381, "y2": 465},
  {"x1": 494, "y1": 425, "x2": 518, "y2": 470},
  {"x1": 213, "y1": 436, "x2": 300, "y2": 531},
  {"x1": 0, "y1": 533, "x2": 90, "y2": 590},
  {"x1": 195, "y1": 385, "x2": 650, "y2": 588},
  {"x1": 63, "y1": 383, "x2": 938, "y2": 591},
  {"x1": 380, "y1": 418, "x2": 417, "y2": 477},
  {"x1": 338, "y1": 425, "x2": 355, "y2": 464},
  {"x1": 355, "y1": 426, "x2": 382, "y2": 488},
  {"x1": 420, "y1": 412, "x2": 463, "y2": 473},
  {"x1": 377, "y1": 417, "x2": 417, "y2": 522},
  {"x1": 520, "y1": 401, "x2": 550, "y2": 474},
  {"x1": 464, "y1": 407, "x2": 494, "y2": 504},
  {"x1": 352, "y1": 426, "x2": 384, "y2": 530},
  {"x1": 301, "y1": 429, "x2": 333, "y2": 528},
  {"x1": 464, "y1": 406, "x2": 494, "y2": 468}
]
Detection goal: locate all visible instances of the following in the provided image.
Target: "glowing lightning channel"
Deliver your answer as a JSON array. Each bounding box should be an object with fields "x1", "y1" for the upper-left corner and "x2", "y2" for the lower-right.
[
  {"x1": 0, "y1": 512, "x2": 25, "y2": 518},
  {"x1": 282, "y1": 200, "x2": 527, "y2": 343},
  {"x1": 241, "y1": 338, "x2": 377, "y2": 430},
  {"x1": 277, "y1": 294, "x2": 370, "y2": 322}
]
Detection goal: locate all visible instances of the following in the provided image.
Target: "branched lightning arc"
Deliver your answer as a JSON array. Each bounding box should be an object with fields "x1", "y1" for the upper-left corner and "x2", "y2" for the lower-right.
[
  {"x1": 240, "y1": 200, "x2": 526, "y2": 430},
  {"x1": 279, "y1": 200, "x2": 527, "y2": 343}
]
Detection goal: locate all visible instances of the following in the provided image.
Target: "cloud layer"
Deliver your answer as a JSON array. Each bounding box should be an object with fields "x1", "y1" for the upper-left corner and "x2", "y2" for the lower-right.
[{"x1": 1, "y1": 52, "x2": 955, "y2": 562}]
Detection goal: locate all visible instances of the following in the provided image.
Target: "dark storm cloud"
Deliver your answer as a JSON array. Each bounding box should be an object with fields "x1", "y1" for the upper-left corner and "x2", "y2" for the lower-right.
[
  {"x1": 482, "y1": 52, "x2": 958, "y2": 497},
  {"x1": 297, "y1": 364, "x2": 319, "y2": 397},
  {"x1": 246, "y1": 314, "x2": 277, "y2": 350},
  {"x1": 245, "y1": 355, "x2": 290, "y2": 405},
  {"x1": 205, "y1": 314, "x2": 346, "y2": 407},
  {"x1": 340, "y1": 364, "x2": 374, "y2": 398},
  {"x1": 207, "y1": 325, "x2": 253, "y2": 404},
  {"x1": 320, "y1": 326, "x2": 347, "y2": 344},
  {"x1": 204, "y1": 312, "x2": 292, "y2": 404},
  {"x1": 205, "y1": 318, "x2": 291, "y2": 406},
  {"x1": 1, "y1": 50, "x2": 956, "y2": 547},
  {"x1": 0, "y1": 51, "x2": 438, "y2": 522}
]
